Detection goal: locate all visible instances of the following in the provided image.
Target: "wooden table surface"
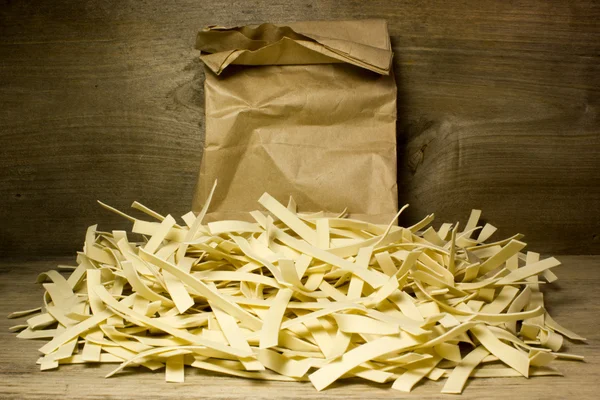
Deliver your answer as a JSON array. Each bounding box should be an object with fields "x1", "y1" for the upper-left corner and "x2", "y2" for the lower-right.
[
  {"x1": 1, "y1": 0, "x2": 599, "y2": 257},
  {"x1": 1, "y1": 256, "x2": 598, "y2": 399}
]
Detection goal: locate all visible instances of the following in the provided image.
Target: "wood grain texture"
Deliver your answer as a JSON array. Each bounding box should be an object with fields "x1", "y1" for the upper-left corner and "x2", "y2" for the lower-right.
[
  {"x1": 1, "y1": 256, "x2": 597, "y2": 399},
  {"x1": 0, "y1": 0, "x2": 599, "y2": 257}
]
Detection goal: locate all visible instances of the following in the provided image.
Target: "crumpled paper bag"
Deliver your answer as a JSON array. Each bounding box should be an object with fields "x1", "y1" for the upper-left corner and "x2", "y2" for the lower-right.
[{"x1": 193, "y1": 19, "x2": 398, "y2": 223}]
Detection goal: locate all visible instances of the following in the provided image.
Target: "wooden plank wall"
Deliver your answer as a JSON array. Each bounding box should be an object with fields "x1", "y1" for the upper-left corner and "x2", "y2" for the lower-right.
[{"x1": 1, "y1": 0, "x2": 598, "y2": 257}]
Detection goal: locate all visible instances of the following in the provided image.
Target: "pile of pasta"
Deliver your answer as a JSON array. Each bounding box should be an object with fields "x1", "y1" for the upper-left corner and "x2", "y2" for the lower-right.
[{"x1": 9, "y1": 185, "x2": 585, "y2": 394}]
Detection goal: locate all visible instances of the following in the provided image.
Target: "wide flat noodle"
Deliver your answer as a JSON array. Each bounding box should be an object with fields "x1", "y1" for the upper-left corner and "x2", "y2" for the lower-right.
[
  {"x1": 441, "y1": 346, "x2": 489, "y2": 394},
  {"x1": 392, "y1": 355, "x2": 442, "y2": 392},
  {"x1": 164, "y1": 271, "x2": 194, "y2": 314},
  {"x1": 143, "y1": 215, "x2": 176, "y2": 254},
  {"x1": 478, "y1": 240, "x2": 526, "y2": 274},
  {"x1": 92, "y1": 284, "x2": 249, "y2": 358},
  {"x1": 39, "y1": 296, "x2": 133, "y2": 355},
  {"x1": 497, "y1": 257, "x2": 561, "y2": 285},
  {"x1": 470, "y1": 324, "x2": 529, "y2": 377},
  {"x1": 165, "y1": 354, "x2": 185, "y2": 383},
  {"x1": 544, "y1": 312, "x2": 586, "y2": 341},
  {"x1": 211, "y1": 305, "x2": 263, "y2": 371},
  {"x1": 8, "y1": 194, "x2": 584, "y2": 394},
  {"x1": 256, "y1": 348, "x2": 310, "y2": 378},
  {"x1": 309, "y1": 336, "x2": 420, "y2": 391},
  {"x1": 259, "y1": 193, "x2": 317, "y2": 245},
  {"x1": 139, "y1": 249, "x2": 262, "y2": 330},
  {"x1": 333, "y1": 313, "x2": 400, "y2": 335},
  {"x1": 272, "y1": 228, "x2": 386, "y2": 288},
  {"x1": 259, "y1": 288, "x2": 293, "y2": 349}
]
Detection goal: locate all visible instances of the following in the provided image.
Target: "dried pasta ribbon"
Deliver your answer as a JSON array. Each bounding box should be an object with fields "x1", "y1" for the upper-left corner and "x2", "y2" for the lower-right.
[{"x1": 8, "y1": 187, "x2": 584, "y2": 393}]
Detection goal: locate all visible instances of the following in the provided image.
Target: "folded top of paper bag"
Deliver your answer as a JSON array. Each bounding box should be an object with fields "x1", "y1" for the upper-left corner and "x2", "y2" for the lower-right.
[{"x1": 195, "y1": 19, "x2": 392, "y2": 75}]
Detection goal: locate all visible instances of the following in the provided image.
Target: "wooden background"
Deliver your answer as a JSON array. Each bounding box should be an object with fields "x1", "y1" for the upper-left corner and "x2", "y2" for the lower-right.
[{"x1": 1, "y1": 0, "x2": 599, "y2": 258}]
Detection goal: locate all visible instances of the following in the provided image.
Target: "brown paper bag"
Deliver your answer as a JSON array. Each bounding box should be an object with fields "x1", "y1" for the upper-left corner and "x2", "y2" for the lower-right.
[{"x1": 193, "y1": 19, "x2": 398, "y2": 223}]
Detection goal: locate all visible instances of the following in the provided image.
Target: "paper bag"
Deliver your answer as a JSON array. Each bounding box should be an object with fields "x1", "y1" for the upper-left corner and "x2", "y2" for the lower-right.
[{"x1": 193, "y1": 20, "x2": 398, "y2": 223}]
